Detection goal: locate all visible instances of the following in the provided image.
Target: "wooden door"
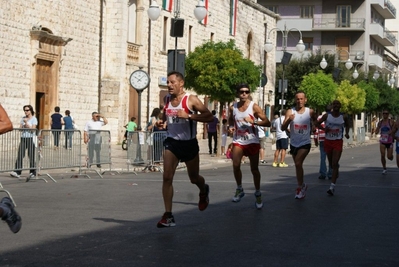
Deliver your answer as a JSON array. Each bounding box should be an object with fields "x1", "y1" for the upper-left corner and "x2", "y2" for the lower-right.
[
  {"x1": 336, "y1": 37, "x2": 350, "y2": 61},
  {"x1": 35, "y1": 59, "x2": 53, "y2": 130}
]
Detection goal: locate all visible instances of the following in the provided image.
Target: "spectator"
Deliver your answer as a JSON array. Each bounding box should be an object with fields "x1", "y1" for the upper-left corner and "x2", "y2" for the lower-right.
[
  {"x1": 62, "y1": 110, "x2": 75, "y2": 150},
  {"x1": 10, "y1": 105, "x2": 38, "y2": 182},
  {"x1": 314, "y1": 105, "x2": 332, "y2": 179},
  {"x1": 221, "y1": 119, "x2": 228, "y2": 155},
  {"x1": 50, "y1": 106, "x2": 63, "y2": 149},
  {"x1": 206, "y1": 110, "x2": 219, "y2": 156},
  {"x1": 257, "y1": 121, "x2": 267, "y2": 164},
  {"x1": 272, "y1": 110, "x2": 289, "y2": 167},
  {"x1": 84, "y1": 111, "x2": 108, "y2": 168}
]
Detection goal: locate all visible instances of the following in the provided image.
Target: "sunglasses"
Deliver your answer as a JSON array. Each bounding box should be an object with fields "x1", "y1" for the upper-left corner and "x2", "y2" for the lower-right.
[
  {"x1": 24, "y1": 109, "x2": 30, "y2": 112},
  {"x1": 383, "y1": 113, "x2": 389, "y2": 114},
  {"x1": 239, "y1": 90, "x2": 250, "y2": 94}
]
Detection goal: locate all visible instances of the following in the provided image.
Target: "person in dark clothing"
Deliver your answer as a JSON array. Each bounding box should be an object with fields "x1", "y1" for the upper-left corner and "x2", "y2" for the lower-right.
[
  {"x1": 206, "y1": 110, "x2": 219, "y2": 155},
  {"x1": 62, "y1": 110, "x2": 75, "y2": 149},
  {"x1": 50, "y1": 106, "x2": 63, "y2": 149}
]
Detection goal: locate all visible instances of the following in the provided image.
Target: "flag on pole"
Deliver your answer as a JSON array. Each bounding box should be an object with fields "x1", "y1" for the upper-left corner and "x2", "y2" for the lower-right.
[
  {"x1": 162, "y1": 0, "x2": 173, "y2": 12},
  {"x1": 229, "y1": 0, "x2": 238, "y2": 36},
  {"x1": 200, "y1": 0, "x2": 209, "y2": 25}
]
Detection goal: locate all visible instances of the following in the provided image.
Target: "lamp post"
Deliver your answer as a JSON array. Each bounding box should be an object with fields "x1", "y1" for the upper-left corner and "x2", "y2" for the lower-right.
[
  {"x1": 147, "y1": 0, "x2": 207, "y2": 71},
  {"x1": 264, "y1": 23, "x2": 305, "y2": 114},
  {"x1": 319, "y1": 49, "x2": 353, "y2": 70}
]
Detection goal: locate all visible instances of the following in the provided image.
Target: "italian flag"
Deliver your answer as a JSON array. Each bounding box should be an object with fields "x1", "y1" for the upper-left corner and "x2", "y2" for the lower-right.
[
  {"x1": 162, "y1": 0, "x2": 173, "y2": 12},
  {"x1": 230, "y1": 0, "x2": 238, "y2": 36}
]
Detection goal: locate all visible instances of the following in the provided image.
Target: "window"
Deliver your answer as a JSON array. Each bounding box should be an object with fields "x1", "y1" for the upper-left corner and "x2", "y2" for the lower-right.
[
  {"x1": 265, "y1": 6, "x2": 278, "y2": 14},
  {"x1": 162, "y1": 17, "x2": 168, "y2": 51},
  {"x1": 300, "y1": 6, "x2": 314, "y2": 18},
  {"x1": 303, "y1": 37, "x2": 313, "y2": 51},
  {"x1": 337, "y1": 5, "x2": 351, "y2": 28}
]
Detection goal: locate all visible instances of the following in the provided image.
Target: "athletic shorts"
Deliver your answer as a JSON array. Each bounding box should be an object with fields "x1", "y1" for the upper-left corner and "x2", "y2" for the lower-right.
[
  {"x1": 276, "y1": 138, "x2": 289, "y2": 149},
  {"x1": 290, "y1": 144, "x2": 311, "y2": 156},
  {"x1": 324, "y1": 139, "x2": 343, "y2": 153},
  {"x1": 396, "y1": 141, "x2": 399, "y2": 154},
  {"x1": 233, "y1": 143, "x2": 260, "y2": 157},
  {"x1": 164, "y1": 137, "x2": 199, "y2": 162},
  {"x1": 380, "y1": 142, "x2": 393, "y2": 149}
]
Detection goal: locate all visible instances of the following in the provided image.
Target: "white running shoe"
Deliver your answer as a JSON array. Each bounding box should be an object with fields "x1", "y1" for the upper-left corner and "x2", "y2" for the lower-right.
[
  {"x1": 10, "y1": 172, "x2": 20, "y2": 178},
  {"x1": 295, "y1": 184, "x2": 308, "y2": 199},
  {"x1": 254, "y1": 193, "x2": 263, "y2": 209},
  {"x1": 382, "y1": 169, "x2": 387, "y2": 175},
  {"x1": 232, "y1": 188, "x2": 245, "y2": 202}
]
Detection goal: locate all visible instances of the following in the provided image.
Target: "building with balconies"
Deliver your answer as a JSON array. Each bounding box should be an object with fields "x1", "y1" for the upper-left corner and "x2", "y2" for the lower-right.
[{"x1": 258, "y1": 0, "x2": 398, "y2": 86}]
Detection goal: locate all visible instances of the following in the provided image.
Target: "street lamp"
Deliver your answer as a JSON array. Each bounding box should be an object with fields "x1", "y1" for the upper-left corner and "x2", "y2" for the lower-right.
[
  {"x1": 264, "y1": 23, "x2": 305, "y2": 113},
  {"x1": 319, "y1": 50, "x2": 353, "y2": 70},
  {"x1": 147, "y1": 0, "x2": 207, "y2": 70}
]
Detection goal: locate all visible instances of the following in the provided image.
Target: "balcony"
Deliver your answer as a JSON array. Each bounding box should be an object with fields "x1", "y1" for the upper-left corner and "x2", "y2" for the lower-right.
[
  {"x1": 275, "y1": 50, "x2": 312, "y2": 64},
  {"x1": 368, "y1": 53, "x2": 384, "y2": 69},
  {"x1": 127, "y1": 42, "x2": 141, "y2": 65},
  {"x1": 370, "y1": 23, "x2": 396, "y2": 46},
  {"x1": 276, "y1": 19, "x2": 313, "y2": 32},
  {"x1": 371, "y1": 0, "x2": 396, "y2": 19},
  {"x1": 312, "y1": 18, "x2": 365, "y2": 31}
]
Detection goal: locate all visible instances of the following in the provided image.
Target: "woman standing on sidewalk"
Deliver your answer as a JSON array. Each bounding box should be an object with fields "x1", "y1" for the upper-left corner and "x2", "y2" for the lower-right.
[{"x1": 315, "y1": 100, "x2": 350, "y2": 196}]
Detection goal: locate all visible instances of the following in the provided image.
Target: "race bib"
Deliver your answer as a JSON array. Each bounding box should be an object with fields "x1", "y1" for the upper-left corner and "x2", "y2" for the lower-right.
[
  {"x1": 380, "y1": 134, "x2": 389, "y2": 143},
  {"x1": 294, "y1": 124, "x2": 308, "y2": 135}
]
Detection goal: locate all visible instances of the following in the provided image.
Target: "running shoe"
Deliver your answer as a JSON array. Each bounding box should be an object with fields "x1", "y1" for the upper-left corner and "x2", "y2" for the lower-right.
[
  {"x1": 327, "y1": 187, "x2": 335, "y2": 196},
  {"x1": 0, "y1": 197, "x2": 22, "y2": 233},
  {"x1": 26, "y1": 173, "x2": 35, "y2": 182},
  {"x1": 198, "y1": 184, "x2": 209, "y2": 211},
  {"x1": 232, "y1": 188, "x2": 245, "y2": 202},
  {"x1": 382, "y1": 169, "x2": 387, "y2": 175},
  {"x1": 254, "y1": 192, "x2": 263, "y2": 209},
  {"x1": 9, "y1": 172, "x2": 20, "y2": 179},
  {"x1": 272, "y1": 162, "x2": 278, "y2": 167},
  {"x1": 260, "y1": 160, "x2": 266, "y2": 164},
  {"x1": 156, "y1": 213, "x2": 176, "y2": 228},
  {"x1": 295, "y1": 184, "x2": 308, "y2": 199},
  {"x1": 279, "y1": 162, "x2": 288, "y2": 167},
  {"x1": 318, "y1": 175, "x2": 326, "y2": 180}
]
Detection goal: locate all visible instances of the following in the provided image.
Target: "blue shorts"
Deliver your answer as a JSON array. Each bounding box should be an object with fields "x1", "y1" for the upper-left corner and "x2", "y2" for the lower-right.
[
  {"x1": 276, "y1": 138, "x2": 288, "y2": 149},
  {"x1": 164, "y1": 137, "x2": 199, "y2": 162},
  {"x1": 396, "y1": 141, "x2": 399, "y2": 154}
]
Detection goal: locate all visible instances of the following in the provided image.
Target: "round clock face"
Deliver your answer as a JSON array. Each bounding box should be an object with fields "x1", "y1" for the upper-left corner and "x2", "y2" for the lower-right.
[{"x1": 129, "y1": 70, "x2": 150, "y2": 91}]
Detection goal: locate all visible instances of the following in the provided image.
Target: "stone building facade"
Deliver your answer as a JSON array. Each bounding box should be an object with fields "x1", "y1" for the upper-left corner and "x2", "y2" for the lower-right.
[{"x1": 0, "y1": 0, "x2": 277, "y2": 143}]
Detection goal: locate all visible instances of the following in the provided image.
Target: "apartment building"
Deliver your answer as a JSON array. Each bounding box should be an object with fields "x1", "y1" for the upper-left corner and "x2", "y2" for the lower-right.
[
  {"x1": 258, "y1": 0, "x2": 398, "y2": 84},
  {"x1": 0, "y1": 0, "x2": 277, "y2": 143}
]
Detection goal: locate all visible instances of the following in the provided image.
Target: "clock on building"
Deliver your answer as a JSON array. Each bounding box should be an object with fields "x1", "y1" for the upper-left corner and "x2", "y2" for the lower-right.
[{"x1": 129, "y1": 69, "x2": 150, "y2": 91}]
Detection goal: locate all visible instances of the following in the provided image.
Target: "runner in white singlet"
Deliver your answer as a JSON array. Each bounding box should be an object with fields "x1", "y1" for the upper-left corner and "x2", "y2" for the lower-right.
[{"x1": 281, "y1": 91, "x2": 317, "y2": 200}]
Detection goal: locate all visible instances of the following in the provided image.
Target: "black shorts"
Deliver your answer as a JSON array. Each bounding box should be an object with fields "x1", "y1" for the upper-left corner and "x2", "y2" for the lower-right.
[
  {"x1": 164, "y1": 137, "x2": 199, "y2": 162},
  {"x1": 290, "y1": 144, "x2": 311, "y2": 156}
]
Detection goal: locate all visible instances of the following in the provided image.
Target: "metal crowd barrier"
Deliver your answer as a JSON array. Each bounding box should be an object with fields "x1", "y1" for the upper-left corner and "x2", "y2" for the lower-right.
[
  {"x1": 126, "y1": 131, "x2": 150, "y2": 170},
  {"x1": 0, "y1": 128, "x2": 41, "y2": 182},
  {"x1": 84, "y1": 130, "x2": 112, "y2": 178},
  {"x1": 343, "y1": 128, "x2": 354, "y2": 147},
  {"x1": 38, "y1": 129, "x2": 83, "y2": 181},
  {"x1": 0, "y1": 183, "x2": 17, "y2": 206},
  {"x1": 127, "y1": 131, "x2": 166, "y2": 172},
  {"x1": 146, "y1": 131, "x2": 167, "y2": 172},
  {"x1": 356, "y1": 127, "x2": 366, "y2": 144}
]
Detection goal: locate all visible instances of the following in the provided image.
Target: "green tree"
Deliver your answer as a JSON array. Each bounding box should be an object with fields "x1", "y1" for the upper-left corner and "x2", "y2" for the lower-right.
[
  {"x1": 336, "y1": 80, "x2": 365, "y2": 114},
  {"x1": 373, "y1": 79, "x2": 399, "y2": 115},
  {"x1": 357, "y1": 80, "x2": 379, "y2": 112},
  {"x1": 299, "y1": 70, "x2": 337, "y2": 111},
  {"x1": 185, "y1": 40, "x2": 260, "y2": 103}
]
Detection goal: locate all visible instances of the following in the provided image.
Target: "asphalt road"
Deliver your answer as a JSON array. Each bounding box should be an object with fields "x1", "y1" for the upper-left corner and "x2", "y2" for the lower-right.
[{"x1": 0, "y1": 143, "x2": 398, "y2": 267}]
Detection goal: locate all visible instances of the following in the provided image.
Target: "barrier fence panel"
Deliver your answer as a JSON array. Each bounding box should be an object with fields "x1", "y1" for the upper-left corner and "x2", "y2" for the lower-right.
[
  {"x1": 86, "y1": 130, "x2": 112, "y2": 170},
  {"x1": 343, "y1": 128, "x2": 354, "y2": 147},
  {"x1": 145, "y1": 131, "x2": 167, "y2": 172},
  {"x1": 38, "y1": 129, "x2": 83, "y2": 181},
  {"x1": 0, "y1": 128, "x2": 39, "y2": 182},
  {"x1": 356, "y1": 127, "x2": 365, "y2": 144},
  {"x1": 126, "y1": 131, "x2": 151, "y2": 170}
]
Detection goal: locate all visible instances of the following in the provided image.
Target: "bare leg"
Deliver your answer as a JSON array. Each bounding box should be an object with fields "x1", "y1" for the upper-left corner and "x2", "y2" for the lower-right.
[
  {"x1": 161, "y1": 150, "x2": 180, "y2": 212},
  {"x1": 380, "y1": 144, "x2": 387, "y2": 169},
  {"x1": 248, "y1": 153, "x2": 261, "y2": 190},
  {"x1": 232, "y1": 146, "x2": 244, "y2": 186},
  {"x1": 292, "y1": 149, "x2": 310, "y2": 187}
]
